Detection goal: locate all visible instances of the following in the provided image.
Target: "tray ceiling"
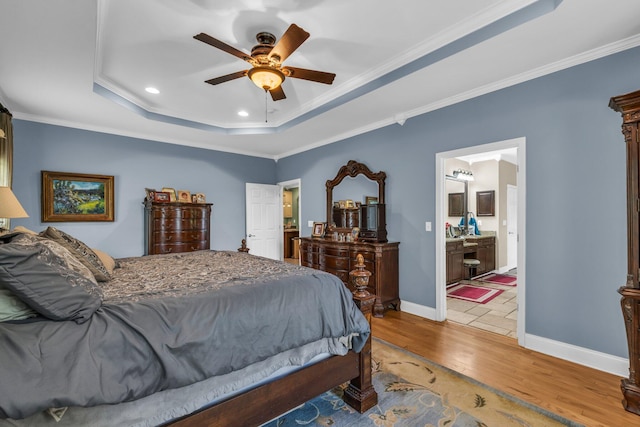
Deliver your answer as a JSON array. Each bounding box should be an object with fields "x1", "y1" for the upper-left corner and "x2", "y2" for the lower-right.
[{"x1": 1, "y1": 0, "x2": 639, "y2": 159}]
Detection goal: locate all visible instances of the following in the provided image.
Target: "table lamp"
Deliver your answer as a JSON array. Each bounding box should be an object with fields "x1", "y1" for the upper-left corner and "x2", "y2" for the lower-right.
[{"x1": 0, "y1": 186, "x2": 29, "y2": 231}]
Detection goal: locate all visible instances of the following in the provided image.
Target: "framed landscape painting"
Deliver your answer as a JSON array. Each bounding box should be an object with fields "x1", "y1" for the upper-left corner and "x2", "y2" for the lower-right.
[{"x1": 41, "y1": 171, "x2": 114, "y2": 222}]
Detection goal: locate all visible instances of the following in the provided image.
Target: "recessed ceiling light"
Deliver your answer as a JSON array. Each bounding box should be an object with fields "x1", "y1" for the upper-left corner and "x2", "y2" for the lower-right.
[
  {"x1": 145, "y1": 87, "x2": 160, "y2": 94},
  {"x1": 238, "y1": 110, "x2": 249, "y2": 117}
]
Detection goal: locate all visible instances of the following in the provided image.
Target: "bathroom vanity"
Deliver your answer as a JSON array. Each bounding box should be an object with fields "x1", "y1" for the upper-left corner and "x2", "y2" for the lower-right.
[{"x1": 446, "y1": 234, "x2": 496, "y2": 284}]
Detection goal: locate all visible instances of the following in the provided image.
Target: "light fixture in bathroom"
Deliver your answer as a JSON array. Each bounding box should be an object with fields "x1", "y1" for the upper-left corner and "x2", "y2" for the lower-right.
[{"x1": 452, "y1": 169, "x2": 474, "y2": 181}]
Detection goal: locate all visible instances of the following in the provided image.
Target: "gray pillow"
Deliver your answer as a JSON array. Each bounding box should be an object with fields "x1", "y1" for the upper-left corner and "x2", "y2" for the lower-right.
[
  {"x1": 12, "y1": 233, "x2": 99, "y2": 286},
  {"x1": 0, "y1": 236, "x2": 103, "y2": 324},
  {"x1": 40, "y1": 227, "x2": 111, "y2": 282}
]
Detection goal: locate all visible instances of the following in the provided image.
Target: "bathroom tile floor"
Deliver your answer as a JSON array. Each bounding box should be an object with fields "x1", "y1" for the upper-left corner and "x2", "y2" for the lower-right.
[{"x1": 446, "y1": 271, "x2": 518, "y2": 338}]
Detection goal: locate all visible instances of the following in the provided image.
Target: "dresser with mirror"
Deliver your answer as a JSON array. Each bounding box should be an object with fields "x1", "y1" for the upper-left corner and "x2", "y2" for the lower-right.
[{"x1": 299, "y1": 160, "x2": 400, "y2": 317}]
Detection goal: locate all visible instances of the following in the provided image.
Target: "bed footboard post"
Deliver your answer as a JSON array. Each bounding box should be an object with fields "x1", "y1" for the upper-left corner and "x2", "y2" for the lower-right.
[
  {"x1": 344, "y1": 254, "x2": 378, "y2": 412},
  {"x1": 344, "y1": 292, "x2": 378, "y2": 412}
]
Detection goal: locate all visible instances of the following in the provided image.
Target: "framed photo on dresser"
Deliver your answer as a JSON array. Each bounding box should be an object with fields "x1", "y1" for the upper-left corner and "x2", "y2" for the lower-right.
[
  {"x1": 178, "y1": 190, "x2": 191, "y2": 203},
  {"x1": 312, "y1": 222, "x2": 326, "y2": 237},
  {"x1": 161, "y1": 187, "x2": 177, "y2": 202},
  {"x1": 154, "y1": 192, "x2": 171, "y2": 203}
]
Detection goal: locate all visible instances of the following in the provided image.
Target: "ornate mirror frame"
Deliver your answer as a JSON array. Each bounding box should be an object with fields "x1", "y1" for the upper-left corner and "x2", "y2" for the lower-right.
[{"x1": 325, "y1": 160, "x2": 386, "y2": 233}]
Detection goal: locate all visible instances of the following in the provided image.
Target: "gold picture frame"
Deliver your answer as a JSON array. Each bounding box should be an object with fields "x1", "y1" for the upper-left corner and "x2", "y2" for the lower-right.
[
  {"x1": 161, "y1": 187, "x2": 177, "y2": 202},
  {"x1": 41, "y1": 171, "x2": 114, "y2": 222},
  {"x1": 177, "y1": 190, "x2": 191, "y2": 203}
]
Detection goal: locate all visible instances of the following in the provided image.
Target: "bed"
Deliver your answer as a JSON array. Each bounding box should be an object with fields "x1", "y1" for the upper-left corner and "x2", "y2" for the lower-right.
[{"x1": 0, "y1": 229, "x2": 377, "y2": 426}]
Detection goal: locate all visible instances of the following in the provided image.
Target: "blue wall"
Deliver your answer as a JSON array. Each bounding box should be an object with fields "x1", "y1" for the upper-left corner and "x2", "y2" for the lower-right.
[
  {"x1": 9, "y1": 46, "x2": 639, "y2": 359},
  {"x1": 11, "y1": 124, "x2": 276, "y2": 258},
  {"x1": 277, "y1": 47, "x2": 640, "y2": 358}
]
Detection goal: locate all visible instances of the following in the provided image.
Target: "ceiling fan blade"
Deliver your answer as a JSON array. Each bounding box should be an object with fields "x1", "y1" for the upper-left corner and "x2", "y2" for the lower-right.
[
  {"x1": 283, "y1": 67, "x2": 335, "y2": 85},
  {"x1": 268, "y1": 24, "x2": 310, "y2": 63},
  {"x1": 194, "y1": 33, "x2": 251, "y2": 62},
  {"x1": 269, "y1": 86, "x2": 286, "y2": 101},
  {"x1": 205, "y1": 70, "x2": 248, "y2": 85}
]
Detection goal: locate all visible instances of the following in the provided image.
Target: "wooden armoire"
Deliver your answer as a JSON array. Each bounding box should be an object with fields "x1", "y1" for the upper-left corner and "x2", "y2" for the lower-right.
[{"x1": 610, "y1": 89, "x2": 640, "y2": 415}]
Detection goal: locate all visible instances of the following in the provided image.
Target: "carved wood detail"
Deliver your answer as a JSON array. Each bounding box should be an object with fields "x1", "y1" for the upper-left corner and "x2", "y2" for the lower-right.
[
  {"x1": 610, "y1": 89, "x2": 640, "y2": 416},
  {"x1": 325, "y1": 160, "x2": 388, "y2": 242}
]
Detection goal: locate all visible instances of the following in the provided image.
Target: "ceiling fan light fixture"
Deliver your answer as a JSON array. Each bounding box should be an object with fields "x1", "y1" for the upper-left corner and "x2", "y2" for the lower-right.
[{"x1": 248, "y1": 67, "x2": 285, "y2": 91}]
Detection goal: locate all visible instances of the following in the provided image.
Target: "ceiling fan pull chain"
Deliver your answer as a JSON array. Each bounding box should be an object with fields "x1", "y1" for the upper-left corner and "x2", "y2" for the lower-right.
[{"x1": 264, "y1": 89, "x2": 268, "y2": 123}]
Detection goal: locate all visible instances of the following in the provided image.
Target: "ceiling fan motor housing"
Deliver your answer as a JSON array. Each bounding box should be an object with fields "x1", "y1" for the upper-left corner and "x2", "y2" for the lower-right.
[{"x1": 252, "y1": 32, "x2": 280, "y2": 66}]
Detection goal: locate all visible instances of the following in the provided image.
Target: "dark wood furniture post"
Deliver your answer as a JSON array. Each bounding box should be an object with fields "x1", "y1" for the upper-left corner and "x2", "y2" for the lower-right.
[
  {"x1": 344, "y1": 290, "x2": 377, "y2": 411},
  {"x1": 344, "y1": 254, "x2": 378, "y2": 412},
  {"x1": 610, "y1": 89, "x2": 640, "y2": 415}
]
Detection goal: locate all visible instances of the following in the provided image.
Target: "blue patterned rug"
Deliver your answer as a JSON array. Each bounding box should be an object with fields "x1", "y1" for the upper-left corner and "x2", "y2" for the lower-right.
[{"x1": 264, "y1": 339, "x2": 582, "y2": 426}]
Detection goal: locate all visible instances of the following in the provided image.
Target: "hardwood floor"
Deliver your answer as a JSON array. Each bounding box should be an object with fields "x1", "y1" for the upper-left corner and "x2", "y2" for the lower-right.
[{"x1": 372, "y1": 310, "x2": 636, "y2": 427}]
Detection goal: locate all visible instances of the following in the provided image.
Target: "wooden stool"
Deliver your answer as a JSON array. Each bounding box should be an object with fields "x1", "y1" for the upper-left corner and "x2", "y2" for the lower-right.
[{"x1": 463, "y1": 258, "x2": 480, "y2": 280}]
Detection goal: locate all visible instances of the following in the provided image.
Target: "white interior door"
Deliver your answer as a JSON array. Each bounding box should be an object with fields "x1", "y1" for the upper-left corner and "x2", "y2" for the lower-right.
[
  {"x1": 246, "y1": 183, "x2": 281, "y2": 260},
  {"x1": 507, "y1": 184, "x2": 518, "y2": 270}
]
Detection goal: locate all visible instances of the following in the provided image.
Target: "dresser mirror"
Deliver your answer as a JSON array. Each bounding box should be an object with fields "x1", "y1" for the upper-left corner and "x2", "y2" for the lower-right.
[{"x1": 326, "y1": 160, "x2": 387, "y2": 242}]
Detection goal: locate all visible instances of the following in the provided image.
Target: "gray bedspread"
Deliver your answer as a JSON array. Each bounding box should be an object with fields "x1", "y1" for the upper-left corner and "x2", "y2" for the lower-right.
[{"x1": 0, "y1": 251, "x2": 370, "y2": 420}]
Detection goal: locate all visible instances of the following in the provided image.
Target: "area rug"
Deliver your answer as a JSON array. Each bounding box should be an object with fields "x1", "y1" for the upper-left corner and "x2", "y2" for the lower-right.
[
  {"x1": 479, "y1": 273, "x2": 517, "y2": 286},
  {"x1": 446, "y1": 283, "x2": 504, "y2": 304},
  {"x1": 265, "y1": 338, "x2": 582, "y2": 426}
]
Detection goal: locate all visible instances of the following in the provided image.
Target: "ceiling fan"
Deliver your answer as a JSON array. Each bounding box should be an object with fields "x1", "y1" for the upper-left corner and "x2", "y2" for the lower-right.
[{"x1": 194, "y1": 24, "x2": 336, "y2": 101}]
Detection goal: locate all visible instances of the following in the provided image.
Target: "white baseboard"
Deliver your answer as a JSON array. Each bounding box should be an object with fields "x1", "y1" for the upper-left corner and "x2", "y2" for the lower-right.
[
  {"x1": 399, "y1": 300, "x2": 628, "y2": 376},
  {"x1": 524, "y1": 333, "x2": 628, "y2": 377},
  {"x1": 400, "y1": 300, "x2": 437, "y2": 320}
]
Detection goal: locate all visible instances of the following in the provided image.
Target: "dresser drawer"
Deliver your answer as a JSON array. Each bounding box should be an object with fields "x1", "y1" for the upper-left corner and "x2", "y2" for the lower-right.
[
  {"x1": 320, "y1": 254, "x2": 350, "y2": 270},
  {"x1": 351, "y1": 251, "x2": 376, "y2": 264},
  {"x1": 153, "y1": 218, "x2": 208, "y2": 231},
  {"x1": 152, "y1": 241, "x2": 209, "y2": 254},
  {"x1": 324, "y1": 246, "x2": 350, "y2": 257},
  {"x1": 152, "y1": 207, "x2": 208, "y2": 219},
  {"x1": 154, "y1": 230, "x2": 208, "y2": 244}
]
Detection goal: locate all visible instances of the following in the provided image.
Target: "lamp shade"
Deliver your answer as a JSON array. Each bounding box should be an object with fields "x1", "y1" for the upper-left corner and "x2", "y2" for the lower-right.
[
  {"x1": 0, "y1": 187, "x2": 29, "y2": 218},
  {"x1": 248, "y1": 67, "x2": 285, "y2": 91}
]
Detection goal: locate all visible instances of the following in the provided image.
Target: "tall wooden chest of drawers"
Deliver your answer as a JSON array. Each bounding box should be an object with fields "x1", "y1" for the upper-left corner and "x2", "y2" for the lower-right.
[
  {"x1": 299, "y1": 237, "x2": 399, "y2": 317},
  {"x1": 144, "y1": 201, "x2": 213, "y2": 255}
]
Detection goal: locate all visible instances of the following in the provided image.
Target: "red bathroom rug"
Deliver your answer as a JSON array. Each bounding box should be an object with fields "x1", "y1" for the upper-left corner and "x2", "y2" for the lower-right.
[
  {"x1": 479, "y1": 273, "x2": 517, "y2": 286},
  {"x1": 447, "y1": 284, "x2": 504, "y2": 304}
]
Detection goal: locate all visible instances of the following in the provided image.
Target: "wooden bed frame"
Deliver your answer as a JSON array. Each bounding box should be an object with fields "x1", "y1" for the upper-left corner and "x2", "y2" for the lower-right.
[{"x1": 166, "y1": 269, "x2": 378, "y2": 426}]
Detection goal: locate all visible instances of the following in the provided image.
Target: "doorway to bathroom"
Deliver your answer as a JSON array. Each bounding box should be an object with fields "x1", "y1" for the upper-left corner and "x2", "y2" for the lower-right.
[{"x1": 435, "y1": 138, "x2": 526, "y2": 345}]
